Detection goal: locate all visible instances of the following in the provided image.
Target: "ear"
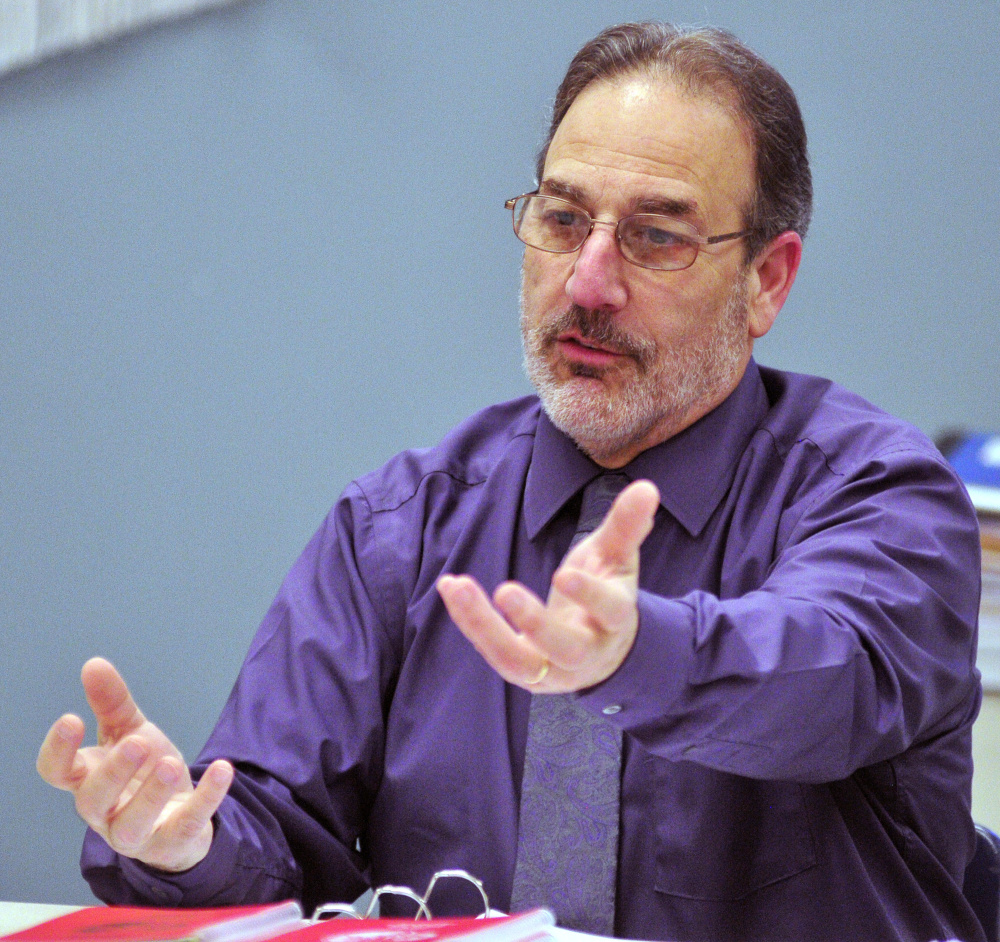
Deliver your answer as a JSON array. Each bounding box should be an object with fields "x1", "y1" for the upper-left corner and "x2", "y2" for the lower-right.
[{"x1": 745, "y1": 231, "x2": 802, "y2": 339}]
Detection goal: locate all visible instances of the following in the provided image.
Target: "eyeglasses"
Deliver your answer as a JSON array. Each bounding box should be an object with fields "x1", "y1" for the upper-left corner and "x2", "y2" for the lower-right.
[{"x1": 505, "y1": 192, "x2": 752, "y2": 272}]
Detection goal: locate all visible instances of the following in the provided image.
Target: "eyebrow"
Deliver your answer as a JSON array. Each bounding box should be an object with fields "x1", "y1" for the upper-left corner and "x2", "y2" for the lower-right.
[{"x1": 538, "y1": 178, "x2": 700, "y2": 221}]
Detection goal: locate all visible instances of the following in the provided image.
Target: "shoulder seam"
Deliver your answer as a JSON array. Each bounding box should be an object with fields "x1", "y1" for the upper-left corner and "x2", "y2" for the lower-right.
[
  {"x1": 360, "y1": 428, "x2": 537, "y2": 517},
  {"x1": 341, "y1": 480, "x2": 394, "y2": 645},
  {"x1": 756, "y1": 427, "x2": 844, "y2": 481}
]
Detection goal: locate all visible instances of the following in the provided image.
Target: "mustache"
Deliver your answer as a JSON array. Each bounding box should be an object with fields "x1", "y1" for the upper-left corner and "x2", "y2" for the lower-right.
[{"x1": 542, "y1": 305, "x2": 654, "y2": 363}]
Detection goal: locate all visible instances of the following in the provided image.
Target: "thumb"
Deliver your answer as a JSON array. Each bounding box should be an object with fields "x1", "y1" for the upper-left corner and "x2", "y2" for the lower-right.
[{"x1": 585, "y1": 480, "x2": 660, "y2": 566}]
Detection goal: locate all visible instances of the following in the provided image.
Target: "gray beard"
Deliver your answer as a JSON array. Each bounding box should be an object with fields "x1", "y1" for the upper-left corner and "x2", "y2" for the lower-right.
[{"x1": 520, "y1": 274, "x2": 750, "y2": 463}]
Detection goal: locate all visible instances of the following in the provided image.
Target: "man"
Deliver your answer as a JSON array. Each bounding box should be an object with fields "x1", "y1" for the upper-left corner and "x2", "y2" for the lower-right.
[{"x1": 38, "y1": 22, "x2": 983, "y2": 942}]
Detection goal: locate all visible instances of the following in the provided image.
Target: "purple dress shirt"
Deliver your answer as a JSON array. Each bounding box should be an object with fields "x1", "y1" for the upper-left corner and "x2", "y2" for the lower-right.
[{"x1": 82, "y1": 362, "x2": 984, "y2": 942}]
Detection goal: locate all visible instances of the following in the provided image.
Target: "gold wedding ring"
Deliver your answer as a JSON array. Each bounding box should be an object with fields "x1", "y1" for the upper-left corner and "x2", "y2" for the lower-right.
[{"x1": 526, "y1": 658, "x2": 550, "y2": 686}]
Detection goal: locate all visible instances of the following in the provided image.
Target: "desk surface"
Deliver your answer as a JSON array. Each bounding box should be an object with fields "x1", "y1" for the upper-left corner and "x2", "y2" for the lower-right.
[{"x1": 0, "y1": 902, "x2": 82, "y2": 937}]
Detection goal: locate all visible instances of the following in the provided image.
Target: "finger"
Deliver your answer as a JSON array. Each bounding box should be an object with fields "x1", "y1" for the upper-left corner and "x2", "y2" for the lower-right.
[
  {"x1": 146, "y1": 760, "x2": 234, "y2": 871},
  {"x1": 568, "y1": 480, "x2": 660, "y2": 569},
  {"x1": 82, "y1": 657, "x2": 147, "y2": 744},
  {"x1": 37, "y1": 714, "x2": 88, "y2": 790},
  {"x1": 106, "y1": 755, "x2": 192, "y2": 857},
  {"x1": 171, "y1": 760, "x2": 233, "y2": 841},
  {"x1": 507, "y1": 568, "x2": 639, "y2": 688},
  {"x1": 437, "y1": 575, "x2": 545, "y2": 683},
  {"x1": 493, "y1": 581, "x2": 592, "y2": 669},
  {"x1": 551, "y1": 566, "x2": 636, "y2": 636},
  {"x1": 74, "y1": 735, "x2": 151, "y2": 826}
]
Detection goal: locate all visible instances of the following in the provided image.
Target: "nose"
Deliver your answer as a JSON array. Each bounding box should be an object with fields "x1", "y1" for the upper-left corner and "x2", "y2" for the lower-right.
[{"x1": 564, "y1": 221, "x2": 629, "y2": 312}]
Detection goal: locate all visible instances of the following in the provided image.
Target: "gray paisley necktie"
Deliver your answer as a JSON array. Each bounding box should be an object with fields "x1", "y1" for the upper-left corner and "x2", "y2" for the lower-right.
[{"x1": 508, "y1": 472, "x2": 629, "y2": 934}]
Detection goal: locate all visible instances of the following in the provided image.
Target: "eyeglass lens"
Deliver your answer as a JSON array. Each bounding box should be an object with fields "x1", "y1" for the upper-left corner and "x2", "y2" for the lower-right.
[{"x1": 512, "y1": 195, "x2": 700, "y2": 271}]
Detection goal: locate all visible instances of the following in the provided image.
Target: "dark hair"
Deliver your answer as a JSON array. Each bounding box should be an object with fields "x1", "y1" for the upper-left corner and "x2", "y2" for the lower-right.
[{"x1": 537, "y1": 22, "x2": 812, "y2": 258}]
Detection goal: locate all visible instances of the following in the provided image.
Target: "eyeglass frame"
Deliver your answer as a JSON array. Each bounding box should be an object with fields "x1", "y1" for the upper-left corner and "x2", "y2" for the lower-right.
[{"x1": 504, "y1": 191, "x2": 754, "y2": 272}]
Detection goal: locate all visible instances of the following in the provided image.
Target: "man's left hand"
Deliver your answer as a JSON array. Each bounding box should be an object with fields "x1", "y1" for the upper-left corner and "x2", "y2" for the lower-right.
[{"x1": 437, "y1": 480, "x2": 660, "y2": 692}]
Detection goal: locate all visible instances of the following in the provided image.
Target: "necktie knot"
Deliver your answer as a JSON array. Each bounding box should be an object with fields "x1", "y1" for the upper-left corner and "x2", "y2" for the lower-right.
[{"x1": 572, "y1": 472, "x2": 630, "y2": 547}]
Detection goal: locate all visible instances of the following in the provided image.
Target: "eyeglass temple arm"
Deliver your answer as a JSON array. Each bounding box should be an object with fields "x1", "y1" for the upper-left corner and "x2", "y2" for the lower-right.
[{"x1": 704, "y1": 228, "x2": 753, "y2": 245}]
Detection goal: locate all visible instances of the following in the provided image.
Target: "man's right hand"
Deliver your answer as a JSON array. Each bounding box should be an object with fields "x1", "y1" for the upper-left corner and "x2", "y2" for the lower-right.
[{"x1": 37, "y1": 657, "x2": 233, "y2": 873}]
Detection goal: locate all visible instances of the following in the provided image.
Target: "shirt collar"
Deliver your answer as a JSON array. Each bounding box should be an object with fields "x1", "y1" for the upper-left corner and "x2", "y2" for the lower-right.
[{"x1": 523, "y1": 360, "x2": 770, "y2": 539}]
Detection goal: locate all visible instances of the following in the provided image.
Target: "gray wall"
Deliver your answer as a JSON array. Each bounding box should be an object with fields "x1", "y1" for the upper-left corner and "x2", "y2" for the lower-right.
[{"x1": 2, "y1": 0, "x2": 998, "y2": 906}]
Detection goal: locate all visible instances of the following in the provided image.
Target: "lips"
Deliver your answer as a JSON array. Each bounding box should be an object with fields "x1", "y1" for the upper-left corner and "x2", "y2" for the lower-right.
[{"x1": 556, "y1": 331, "x2": 629, "y2": 368}]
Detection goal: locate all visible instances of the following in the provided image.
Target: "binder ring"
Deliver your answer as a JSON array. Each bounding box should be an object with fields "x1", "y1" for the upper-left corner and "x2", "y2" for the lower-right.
[
  {"x1": 311, "y1": 903, "x2": 364, "y2": 921},
  {"x1": 366, "y1": 885, "x2": 432, "y2": 920},
  {"x1": 422, "y1": 869, "x2": 490, "y2": 918},
  {"x1": 308, "y1": 867, "x2": 490, "y2": 921}
]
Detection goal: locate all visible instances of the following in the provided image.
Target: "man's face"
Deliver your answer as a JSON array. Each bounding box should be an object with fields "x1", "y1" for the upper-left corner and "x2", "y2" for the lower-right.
[{"x1": 520, "y1": 74, "x2": 760, "y2": 467}]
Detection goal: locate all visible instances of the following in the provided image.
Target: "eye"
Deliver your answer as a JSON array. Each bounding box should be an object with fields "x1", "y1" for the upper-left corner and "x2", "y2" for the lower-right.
[
  {"x1": 631, "y1": 222, "x2": 690, "y2": 247},
  {"x1": 543, "y1": 207, "x2": 587, "y2": 229},
  {"x1": 618, "y1": 216, "x2": 700, "y2": 268},
  {"x1": 645, "y1": 226, "x2": 683, "y2": 245}
]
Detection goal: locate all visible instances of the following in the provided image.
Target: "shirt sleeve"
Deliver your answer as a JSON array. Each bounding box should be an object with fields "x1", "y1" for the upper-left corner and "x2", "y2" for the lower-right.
[
  {"x1": 579, "y1": 442, "x2": 982, "y2": 784},
  {"x1": 81, "y1": 481, "x2": 400, "y2": 909}
]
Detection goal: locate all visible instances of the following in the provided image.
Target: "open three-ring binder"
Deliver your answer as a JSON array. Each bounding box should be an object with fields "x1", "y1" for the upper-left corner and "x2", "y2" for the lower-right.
[
  {"x1": 0, "y1": 871, "x2": 556, "y2": 942},
  {"x1": 314, "y1": 868, "x2": 497, "y2": 921}
]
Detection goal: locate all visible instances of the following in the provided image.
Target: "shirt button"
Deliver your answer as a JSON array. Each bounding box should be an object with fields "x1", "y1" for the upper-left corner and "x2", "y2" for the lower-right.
[{"x1": 602, "y1": 704, "x2": 622, "y2": 715}]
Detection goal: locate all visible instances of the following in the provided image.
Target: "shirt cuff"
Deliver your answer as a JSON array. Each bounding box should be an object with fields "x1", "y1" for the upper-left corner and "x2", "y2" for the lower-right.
[
  {"x1": 116, "y1": 807, "x2": 244, "y2": 906},
  {"x1": 576, "y1": 589, "x2": 695, "y2": 732}
]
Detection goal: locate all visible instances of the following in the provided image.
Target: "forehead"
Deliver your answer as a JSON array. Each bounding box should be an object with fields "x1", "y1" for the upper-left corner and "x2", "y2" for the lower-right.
[{"x1": 541, "y1": 75, "x2": 754, "y2": 227}]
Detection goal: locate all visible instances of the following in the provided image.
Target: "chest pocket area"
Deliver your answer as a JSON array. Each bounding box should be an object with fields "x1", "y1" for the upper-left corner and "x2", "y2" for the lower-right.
[{"x1": 646, "y1": 755, "x2": 817, "y2": 900}]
